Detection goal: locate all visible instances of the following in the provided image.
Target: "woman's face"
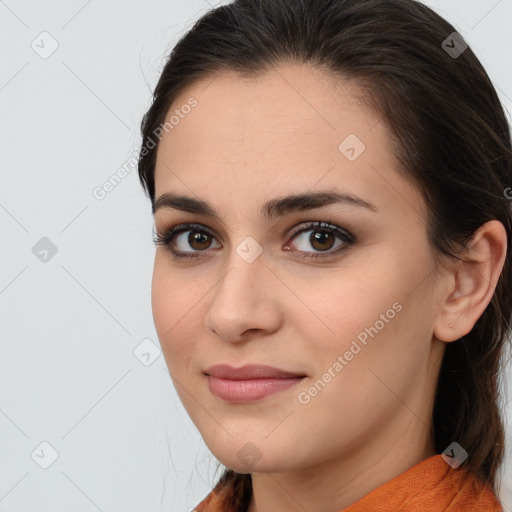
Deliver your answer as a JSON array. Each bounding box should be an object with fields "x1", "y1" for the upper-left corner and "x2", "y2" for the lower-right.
[{"x1": 151, "y1": 63, "x2": 447, "y2": 474}]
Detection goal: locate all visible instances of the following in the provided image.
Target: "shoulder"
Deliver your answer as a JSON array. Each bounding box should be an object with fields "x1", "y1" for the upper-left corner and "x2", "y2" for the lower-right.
[
  {"x1": 344, "y1": 455, "x2": 503, "y2": 511},
  {"x1": 193, "y1": 486, "x2": 237, "y2": 512}
]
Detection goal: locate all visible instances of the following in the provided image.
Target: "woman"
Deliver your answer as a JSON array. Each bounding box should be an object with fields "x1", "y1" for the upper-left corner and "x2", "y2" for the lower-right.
[{"x1": 137, "y1": 0, "x2": 512, "y2": 510}]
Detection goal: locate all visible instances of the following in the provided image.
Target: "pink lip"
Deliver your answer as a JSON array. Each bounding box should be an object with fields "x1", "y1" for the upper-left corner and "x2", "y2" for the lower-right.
[{"x1": 205, "y1": 364, "x2": 306, "y2": 403}]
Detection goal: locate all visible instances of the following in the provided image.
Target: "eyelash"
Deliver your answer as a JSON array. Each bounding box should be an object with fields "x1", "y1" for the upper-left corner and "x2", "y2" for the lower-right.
[{"x1": 152, "y1": 221, "x2": 356, "y2": 260}]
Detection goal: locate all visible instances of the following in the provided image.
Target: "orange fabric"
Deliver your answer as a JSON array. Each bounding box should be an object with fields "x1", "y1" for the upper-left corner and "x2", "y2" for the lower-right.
[{"x1": 193, "y1": 454, "x2": 503, "y2": 511}]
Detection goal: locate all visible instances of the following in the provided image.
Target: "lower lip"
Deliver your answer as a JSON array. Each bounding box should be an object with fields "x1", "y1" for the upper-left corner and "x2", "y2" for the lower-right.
[{"x1": 207, "y1": 376, "x2": 305, "y2": 402}]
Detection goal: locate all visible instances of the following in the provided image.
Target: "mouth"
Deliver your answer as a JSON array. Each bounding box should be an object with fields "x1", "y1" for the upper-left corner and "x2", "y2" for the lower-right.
[{"x1": 204, "y1": 364, "x2": 307, "y2": 403}]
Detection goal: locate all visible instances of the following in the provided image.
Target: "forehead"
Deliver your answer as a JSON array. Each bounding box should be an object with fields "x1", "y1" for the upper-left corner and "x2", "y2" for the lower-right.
[
  {"x1": 153, "y1": 62, "x2": 425, "y2": 223},
  {"x1": 158, "y1": 62, "x2": 374, "y2": 160}
]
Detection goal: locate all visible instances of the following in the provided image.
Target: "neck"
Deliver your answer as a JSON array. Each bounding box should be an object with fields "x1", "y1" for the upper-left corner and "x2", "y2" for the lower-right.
[{"x1": 246, "y1": 415, "x2": 436, "y2": 512}]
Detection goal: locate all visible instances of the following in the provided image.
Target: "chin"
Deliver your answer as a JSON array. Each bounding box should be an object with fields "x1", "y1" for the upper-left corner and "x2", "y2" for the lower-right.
[
  {"x1": 220, "y1": 456, "x2": 289, "y2": 475},
  {"x1": 206, "y1": 437, "x2": 302, "y2": 475}
]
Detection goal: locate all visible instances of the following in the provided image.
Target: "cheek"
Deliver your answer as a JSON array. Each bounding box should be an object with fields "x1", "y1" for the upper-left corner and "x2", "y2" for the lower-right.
[
  {"x1": 151, "y1": 260, "x2": 198, "y2": 372},
  {"x1": 300, "y1": 255, "x2": 425, "y2": 385},
  {"x1": 304, "y1": 269, "x2": 397, "y2": 345},
  {"x1": 302, "y1": 269, "x2": 434, "y2": 414}
]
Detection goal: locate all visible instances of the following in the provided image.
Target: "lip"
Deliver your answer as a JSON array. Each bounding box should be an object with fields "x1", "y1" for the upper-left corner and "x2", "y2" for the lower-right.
[
  {"x1": 204, "y1": 364, "x2": 307, "y2": 402},
  {"x1": 205, "y1": 364, "x2": 306, "y2": 380}
]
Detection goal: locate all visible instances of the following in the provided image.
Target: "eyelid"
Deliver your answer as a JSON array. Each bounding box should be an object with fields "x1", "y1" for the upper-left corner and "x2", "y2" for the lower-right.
[
  {"x1": 153, "y1": 222, "x2": 219, "y2": 249},
  {"x1": 153, "y1": 220, "x2": 355, "y2": 259},
  {"x1": 287, "y1": 220, "x2": 355, "y2": 243}
]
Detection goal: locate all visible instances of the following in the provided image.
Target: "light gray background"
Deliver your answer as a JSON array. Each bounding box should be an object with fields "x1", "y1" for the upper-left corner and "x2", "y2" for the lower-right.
[{"x1": 0, "y1": 0, "x2": 511, "y2": 511}]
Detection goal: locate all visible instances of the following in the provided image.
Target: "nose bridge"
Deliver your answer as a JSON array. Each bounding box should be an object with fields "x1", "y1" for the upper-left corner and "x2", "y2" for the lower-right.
[
  {"x1": 216, "y1": 235, "x2": 266, "y2": 304},
  {"x1": 205, "y1": 236, "x2": 275, "y2": 340}
]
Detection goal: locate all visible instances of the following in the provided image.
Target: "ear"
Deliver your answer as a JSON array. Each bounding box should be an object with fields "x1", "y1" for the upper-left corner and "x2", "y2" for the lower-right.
[{"x1": 433, "y1": 220, "x2": 508, "y2": 343}]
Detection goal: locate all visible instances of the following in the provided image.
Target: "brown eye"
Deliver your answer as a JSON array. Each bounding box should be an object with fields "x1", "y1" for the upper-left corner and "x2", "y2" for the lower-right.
[
  {"x1": 171, "y1": 228, "x2": 221, "y2": 255},
  {"x1": 153, "y1": 223, "x2": 221, "y2": 259},
  {"x1": 286, "y1": 221, "x2": 355, "y2": 258},
  {"x1": 154, "y1": 221, "x2": 355, "y2": 260},
  {"x1": 309, "y1": 230, "x2": 336, "y2": 251},
  {"x1": 188, "y1": 230, "x2": 213, "y2": 250}
]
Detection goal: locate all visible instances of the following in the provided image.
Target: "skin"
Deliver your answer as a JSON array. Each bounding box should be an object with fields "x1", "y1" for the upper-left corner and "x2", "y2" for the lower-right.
[{"x1": 150, "y1": 62, "x2": 507, "y2": 511}]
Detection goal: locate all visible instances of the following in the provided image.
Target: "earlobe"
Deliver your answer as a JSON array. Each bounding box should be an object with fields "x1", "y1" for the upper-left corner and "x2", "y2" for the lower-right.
[{"x1": 433, "y1": 220, "x2": 508, "y2": 344}]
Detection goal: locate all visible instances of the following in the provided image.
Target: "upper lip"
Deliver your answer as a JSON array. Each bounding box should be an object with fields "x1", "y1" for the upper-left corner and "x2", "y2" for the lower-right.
[{"x1": 204, "y1": 364, "x2": 306, "y2": 380}]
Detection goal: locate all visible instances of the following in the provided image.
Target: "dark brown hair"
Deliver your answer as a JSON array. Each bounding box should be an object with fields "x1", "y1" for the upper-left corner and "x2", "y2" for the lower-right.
[{"x1": 137, "y1": 0, "x2": 512, "y2": 509}]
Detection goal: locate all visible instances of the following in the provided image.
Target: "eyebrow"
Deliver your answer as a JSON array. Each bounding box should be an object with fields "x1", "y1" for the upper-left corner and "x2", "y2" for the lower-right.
[{"x1": 153, "y1": 189, "x2": 378, "y2": 220}]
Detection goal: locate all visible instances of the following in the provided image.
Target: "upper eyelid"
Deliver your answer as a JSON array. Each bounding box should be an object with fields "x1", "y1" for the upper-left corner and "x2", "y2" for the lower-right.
[
  {"x1": 158, "y1": 220, "x2": 347, "y2": 235},
  {"x1": 159, "y1": 221, "x2": 354, "y2": 247}
]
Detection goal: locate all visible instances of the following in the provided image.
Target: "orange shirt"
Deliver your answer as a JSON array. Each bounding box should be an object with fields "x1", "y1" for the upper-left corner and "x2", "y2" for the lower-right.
[{"x1": 193, "y1": 454, "x2": 503, "y2": 511}]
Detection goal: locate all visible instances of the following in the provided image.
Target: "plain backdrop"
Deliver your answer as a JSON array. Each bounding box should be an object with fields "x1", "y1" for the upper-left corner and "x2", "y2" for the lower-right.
[{"x1": 0, "y1": 1, "x2": 511, "y2": 511}]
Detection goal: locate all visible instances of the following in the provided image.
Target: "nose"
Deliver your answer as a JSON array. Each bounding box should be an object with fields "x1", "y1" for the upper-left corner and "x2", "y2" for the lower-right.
[{"x1": 204, "y1": 248, "x2": 281, "y2": 344}]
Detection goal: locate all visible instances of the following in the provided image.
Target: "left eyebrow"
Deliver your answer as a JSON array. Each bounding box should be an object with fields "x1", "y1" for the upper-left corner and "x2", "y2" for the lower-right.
[{"x1": 153, "y1": 189, "x2": 378, "y2": 220}]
